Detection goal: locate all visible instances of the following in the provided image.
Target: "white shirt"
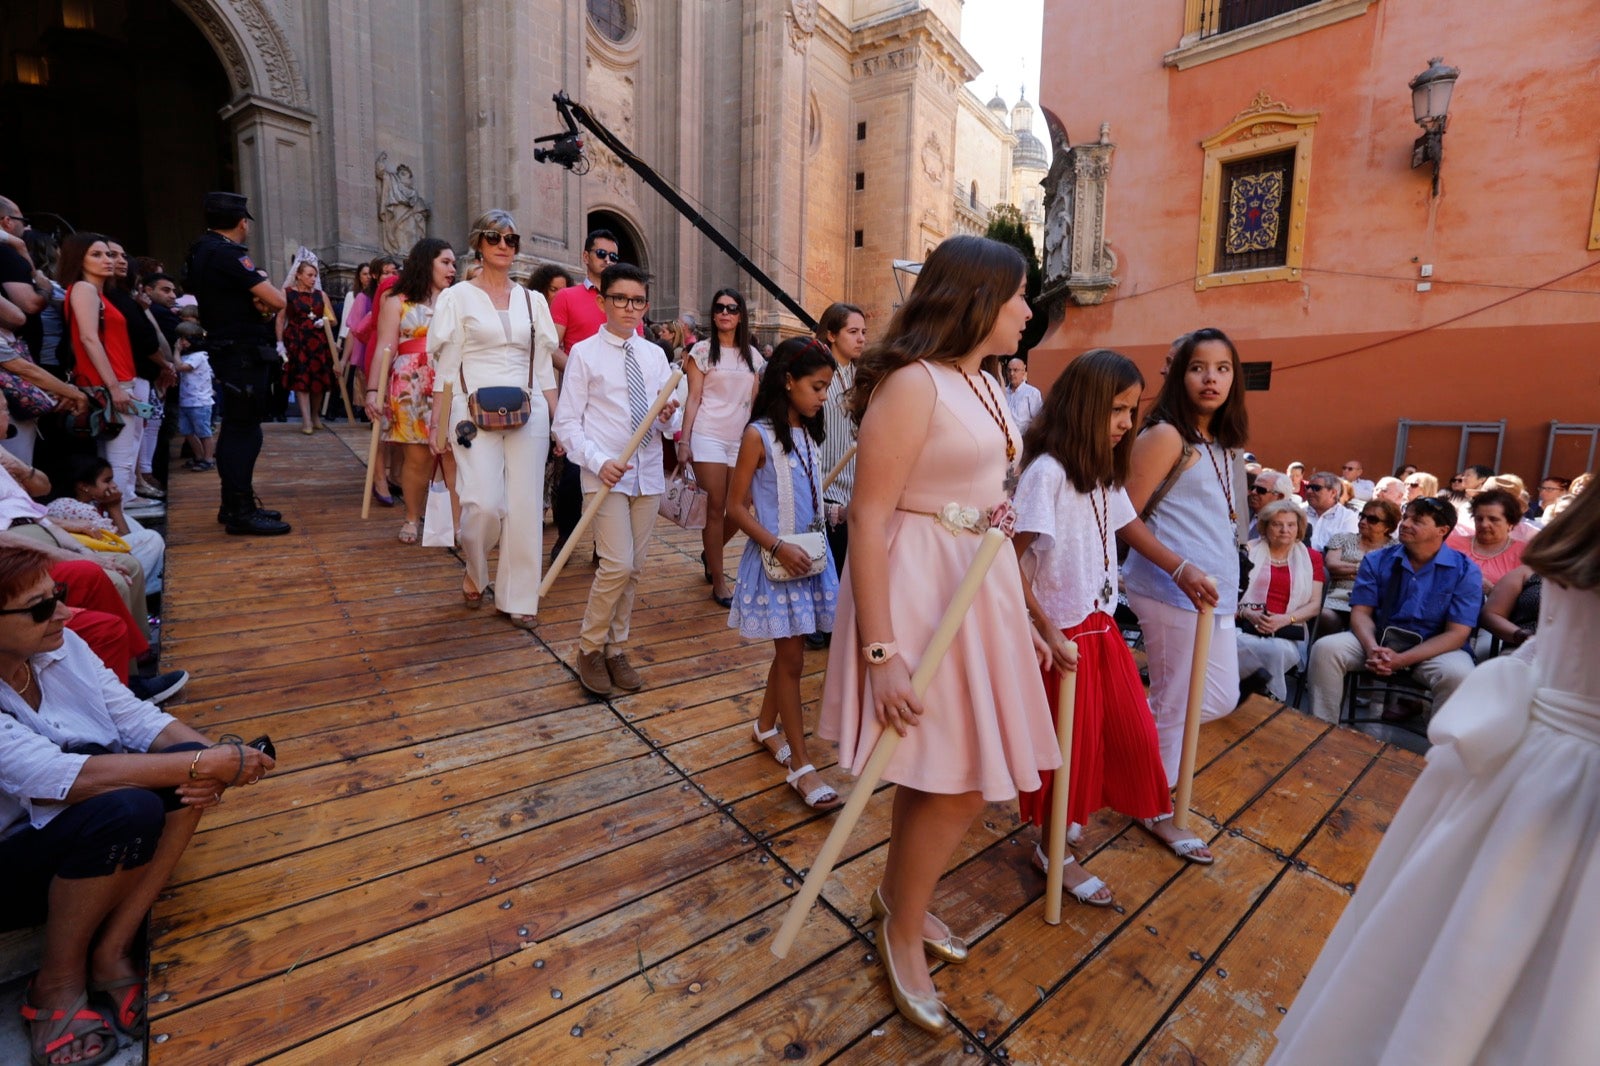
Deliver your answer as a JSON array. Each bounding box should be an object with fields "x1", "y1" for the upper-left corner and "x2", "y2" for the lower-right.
[
  {"x1": 1308, "y1": 502, "x2": 1360, "y2": 553},
  {"x1": 1005, "y1": 381, "x2": 1044, "y2": 435},
  {"x1": 819, "y1": 360, "x2": 857, "y2": 505},
  {"x1": 179, "y1": 352, "x2": 213, "y2": 407},
  {"x1": 428, "y1": 282, "x2": 559, "y2": 396},
  {"x1": 1014, "y1": 456, "x2": 1136, "y2": 630},
  {"x1": 0, "y1": 465, "x2": 48, "y2": 529},
  {"x1": 553, "y1": 327, "x2": 675, "y2": 497},
  {"x1": 0, "y1": 630, "x2": 175, "y2": 837}
]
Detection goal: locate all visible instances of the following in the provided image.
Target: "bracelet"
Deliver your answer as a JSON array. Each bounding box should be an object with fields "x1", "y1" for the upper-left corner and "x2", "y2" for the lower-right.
[
  {"x1": 228, "y1": 741, "x2": 246, "y2": 786},
  {"x1": 188, "y1": 750, "x2": 204, "y2": 780},
  {"x1": 1170, "y1": 559, "x2": 1190, "y2": 581}
]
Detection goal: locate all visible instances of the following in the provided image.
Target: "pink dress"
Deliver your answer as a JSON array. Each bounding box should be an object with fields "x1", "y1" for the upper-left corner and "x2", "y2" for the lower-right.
[{"x1": 819, "y1": 361, "x2": 1059, "y2": 800}]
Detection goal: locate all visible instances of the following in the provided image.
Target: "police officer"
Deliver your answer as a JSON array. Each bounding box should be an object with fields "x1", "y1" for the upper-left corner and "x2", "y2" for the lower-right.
[{"x1": 182, "y1": 192, "x2": 291, "y2": 535}]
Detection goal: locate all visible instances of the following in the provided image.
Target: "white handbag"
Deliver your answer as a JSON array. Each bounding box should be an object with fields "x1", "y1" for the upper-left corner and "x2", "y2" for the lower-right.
[
  {"x1": 658, "y1": 468, "x2": 709, "y2": 530},
  {"x1": 760, "y1": 423, "x2": 828, "y2": 583},
  {"x1": 421, "y1": 461, "x2": 455, "y2": 547}
]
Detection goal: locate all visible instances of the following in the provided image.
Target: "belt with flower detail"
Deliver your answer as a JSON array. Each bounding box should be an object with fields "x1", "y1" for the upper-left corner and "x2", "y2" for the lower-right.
[{"x1": 898, "y1": 500, "x2": 1017, "y2": 538}]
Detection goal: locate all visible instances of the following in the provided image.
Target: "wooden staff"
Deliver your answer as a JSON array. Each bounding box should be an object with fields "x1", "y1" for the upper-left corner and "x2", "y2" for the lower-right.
[
  {"x1": 359, "y1": 345, "x2": 394, "y2": 519},
  {"x1": 432, "y1": 382, "x2": 453, "y2": 453},
  {"x1": 820, "y1": 444, "x2": 857, "y2": 494},
  {"x1": 1043, "y1": 639, "x2": 1080, "y2": 926},
  {"x1": 771, "y1": 527, "x2": 1008, "y2": 959},
  {"x1": 539, "y1": 369, "x2": 684, "y2": 597},
  {"x1": 1172, "y1": 580, "x2": 1219, "y2": 831},
  {"x1": 322, "y1": 314, "x2": 355, "y2": 424}
]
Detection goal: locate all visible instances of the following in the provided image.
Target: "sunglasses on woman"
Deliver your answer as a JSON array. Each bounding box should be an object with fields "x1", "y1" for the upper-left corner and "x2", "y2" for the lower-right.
[
  {"x1": 712, "y1": 302, "x2": 741, "y2": 315},
  {"x1": 1358, "y1": 513, "x2": 1386, "y2": 524},
  {"x1": 481, "y1": 231, "x2": 521, "y2": 251},
  {"x1": 0, "y1": 584, "x2": 68, "y2": 623}
]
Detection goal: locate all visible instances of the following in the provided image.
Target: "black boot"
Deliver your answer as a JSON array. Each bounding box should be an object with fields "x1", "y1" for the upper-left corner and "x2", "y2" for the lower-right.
[
  {"x1": 221, "y1": 493, "x2": 291, "y2": 536},
  {"x1": 217, "y1": 494, "x2": 283, "y2": 524}
]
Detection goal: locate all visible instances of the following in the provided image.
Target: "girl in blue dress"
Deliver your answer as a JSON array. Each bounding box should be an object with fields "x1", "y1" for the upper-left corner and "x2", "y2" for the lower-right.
[{"x1": 725, "y1": 339, "x2": 841, "y2": 810}]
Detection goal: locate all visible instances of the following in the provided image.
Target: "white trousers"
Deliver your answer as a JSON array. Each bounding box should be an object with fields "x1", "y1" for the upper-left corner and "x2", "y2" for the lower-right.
[
  {"x1": 125, "y1": 516, "x2": 165, "y2": 595},
  {"x1": 449, "y1": 393, "x2": 549, "y2": 616},
  {"x1": 1307, "y1": 631, "x2": 1475, "y2": 723},
  {"x1": 1236, "y1": 631, "x2": 1302, "y2": 702},
  {"x1": 1127, "y1": 590, "x2": 1241, "y2": 786},
  {"x1": 98, "y1": 378, "x2": 149, "y2": 502}
]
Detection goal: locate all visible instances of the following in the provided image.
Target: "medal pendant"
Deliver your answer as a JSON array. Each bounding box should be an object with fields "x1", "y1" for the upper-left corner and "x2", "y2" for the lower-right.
[{"x1": 1101, "y1": 579, "x2": 1114, "y2": 602}]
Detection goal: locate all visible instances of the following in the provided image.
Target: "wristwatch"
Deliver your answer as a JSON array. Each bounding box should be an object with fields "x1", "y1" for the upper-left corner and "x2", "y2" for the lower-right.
[{"x1": 862, "y1": 641, "x2": 899, "y2": 665}]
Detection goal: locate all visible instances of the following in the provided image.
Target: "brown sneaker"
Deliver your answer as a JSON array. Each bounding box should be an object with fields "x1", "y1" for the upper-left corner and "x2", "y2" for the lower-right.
[
  {"x1": 606, "y1": 651, "x2": 643, "y2": 692},
  {"x1": 576, "y1": 649, "x2": 613, "y2": 695}
]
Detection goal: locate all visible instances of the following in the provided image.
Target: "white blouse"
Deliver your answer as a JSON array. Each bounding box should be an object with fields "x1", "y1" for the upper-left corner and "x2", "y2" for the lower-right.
[
  {"x1": 428, "y1": 282, "x2": 558, "y2": 398},
  {"x1": 1014, "y1": 456, "x2": 1137, "y2": 630}
]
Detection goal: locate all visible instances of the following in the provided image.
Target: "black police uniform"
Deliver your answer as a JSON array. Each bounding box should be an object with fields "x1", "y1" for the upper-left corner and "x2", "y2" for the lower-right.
[{"x1": 182, "y1": 228, "x2": 288, "y2": 533}]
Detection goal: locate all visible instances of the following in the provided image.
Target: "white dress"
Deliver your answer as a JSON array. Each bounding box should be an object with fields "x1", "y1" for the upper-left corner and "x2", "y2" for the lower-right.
[{"x1": 1271, "y1": 578, "x2": 1600, "y2": 1066}]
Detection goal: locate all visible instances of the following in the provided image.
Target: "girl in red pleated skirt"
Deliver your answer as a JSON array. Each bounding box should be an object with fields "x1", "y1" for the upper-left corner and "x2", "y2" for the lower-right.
[{"x1": 1012, "y1": 349, "x2": 1219, "y2": 905}]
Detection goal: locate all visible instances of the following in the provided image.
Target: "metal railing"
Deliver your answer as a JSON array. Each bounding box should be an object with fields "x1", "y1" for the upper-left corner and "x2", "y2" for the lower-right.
[{"x1": 1183, "y1": 0, "x2": 1323, "y2": 40}]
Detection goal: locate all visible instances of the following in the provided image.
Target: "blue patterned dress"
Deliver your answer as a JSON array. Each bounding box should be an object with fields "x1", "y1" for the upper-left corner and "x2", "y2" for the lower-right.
[{"x1": 729, "y1": 420, "x2": 838, "y2": 640}]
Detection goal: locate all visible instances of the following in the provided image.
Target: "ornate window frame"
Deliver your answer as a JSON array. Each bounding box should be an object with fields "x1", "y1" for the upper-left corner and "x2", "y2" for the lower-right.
[{"x1": 1195, "y1": 94, "x2": 1317, "y2": 290}]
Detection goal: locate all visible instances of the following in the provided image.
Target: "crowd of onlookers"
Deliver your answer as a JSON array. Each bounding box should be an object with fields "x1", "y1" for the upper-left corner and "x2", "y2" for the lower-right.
[{"x1": 1234, "y1": 451, "x2": 1589, "y2": 723}]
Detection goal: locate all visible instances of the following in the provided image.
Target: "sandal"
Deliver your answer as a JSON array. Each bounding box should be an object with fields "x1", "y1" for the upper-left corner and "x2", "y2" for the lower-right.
[
  {"x1": 1032, "y1": 844, "x2": 1114, "y2": 906},
  {"x1": 89, "y1": 974, "x2": 147, "y2": 1039},
  {"x1": 1138, "y1": 814, "x2": 1215, "y2": 865},
  {"x1": 20, "y1": 990, "x2": 118, "y2": 1066},
  {"x1": 463, "y1": 577, "x2": 485, "y2": 608},
  {"x1": 785, "y1": 763, "x2": 842, "y2": 811},
  {"x1": 398, "y1": 520, "x2": 420, "y2": 545},
  {"x1": 508, "y1": 613, "x2": 539, "y2": 631},
  {"x1": 752, "y1": 721, "x2": 791, "y2": 767}
]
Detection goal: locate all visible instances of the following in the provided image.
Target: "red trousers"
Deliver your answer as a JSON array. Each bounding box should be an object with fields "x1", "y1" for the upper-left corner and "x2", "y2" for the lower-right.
[
  {"x1": 52, "y1": 560, "x2": 148, "y2": 681},
  {"x1": 1018, "y1": 612, "x2": 1172, "y2": 828}
]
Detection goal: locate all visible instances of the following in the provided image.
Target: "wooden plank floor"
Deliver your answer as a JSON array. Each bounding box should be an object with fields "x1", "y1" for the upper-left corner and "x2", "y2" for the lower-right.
[{"x1": 146, "y1": 423, "x2": 1422, "y2": 1065}]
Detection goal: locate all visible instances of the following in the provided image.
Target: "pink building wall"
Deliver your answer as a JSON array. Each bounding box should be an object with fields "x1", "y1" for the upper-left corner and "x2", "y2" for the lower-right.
[{"x1": 1034, "y1": 0, "x2": 1600, "y2": 483}]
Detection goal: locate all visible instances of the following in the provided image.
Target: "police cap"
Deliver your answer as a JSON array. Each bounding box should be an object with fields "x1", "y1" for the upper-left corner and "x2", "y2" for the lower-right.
[{"x1": 202, "y1": 191, "x2": 254, "y2": 220}]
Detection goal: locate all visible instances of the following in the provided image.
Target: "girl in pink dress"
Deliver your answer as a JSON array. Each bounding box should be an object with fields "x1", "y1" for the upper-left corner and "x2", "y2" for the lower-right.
[{"x1": 819, "y1": 235, "x2": 1060, "y2": 1036}]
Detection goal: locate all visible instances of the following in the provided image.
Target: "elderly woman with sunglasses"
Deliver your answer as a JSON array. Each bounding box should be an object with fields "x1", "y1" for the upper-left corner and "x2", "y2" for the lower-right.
[
  {"x1": 0, "y1": 544, "x2": 273, "y2": 1065},
  {"x1": 428, "y1": 210, "x2": 559, "y2": 630},
  {"x1": 675, "y1": 289, "x2": 765, "y2": 607},
  {"x1": 1319, "y1": 498, "x2": 1400, "y2": 634}
]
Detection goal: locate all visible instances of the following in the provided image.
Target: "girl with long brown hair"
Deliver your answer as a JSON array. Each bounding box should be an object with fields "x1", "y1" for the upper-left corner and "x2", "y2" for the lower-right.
[{"x1": 819, "y1": 235, "x2": 1059, "y2": 1035}]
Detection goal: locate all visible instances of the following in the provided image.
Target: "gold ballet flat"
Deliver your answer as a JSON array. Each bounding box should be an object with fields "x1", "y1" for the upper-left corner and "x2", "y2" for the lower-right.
[
  {"x1": 870, "y1": 887, "x2": 969, "y2": 965},
  {"x1": 877, "y1": 917, "x2": 949, "y2": 1035}
]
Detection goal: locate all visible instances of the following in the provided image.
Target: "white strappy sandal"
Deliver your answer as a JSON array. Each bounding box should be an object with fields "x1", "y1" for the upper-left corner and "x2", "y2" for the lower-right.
[
  {"x1": 1139, "y1": 814, "x2": 1215, "y2": 865},
  {"x1": 752, "y1": 721, "x2": 790, "y2": 767},
  {"x1": 785, "y1": 763, "x2": 842, "y2": 810},
  {"x1": 1032, "y1": 844, "x2": 1115, "y2": 906}
]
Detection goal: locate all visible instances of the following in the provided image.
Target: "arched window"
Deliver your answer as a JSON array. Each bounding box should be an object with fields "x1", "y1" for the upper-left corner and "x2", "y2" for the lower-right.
[{"x1": 970, "y1": 181, "x2": 979, "y2": 209}]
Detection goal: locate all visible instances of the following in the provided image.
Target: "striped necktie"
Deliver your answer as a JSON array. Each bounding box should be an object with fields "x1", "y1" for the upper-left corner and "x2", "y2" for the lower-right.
[{"x1": 624, "y1": 340, "x2": 651, "y2": 445}]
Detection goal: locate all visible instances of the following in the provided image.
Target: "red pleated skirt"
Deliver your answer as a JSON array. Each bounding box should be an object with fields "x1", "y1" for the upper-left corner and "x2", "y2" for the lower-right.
[{"x1": 1018, "y1": 611, "x2": 1172, "y2": 827}]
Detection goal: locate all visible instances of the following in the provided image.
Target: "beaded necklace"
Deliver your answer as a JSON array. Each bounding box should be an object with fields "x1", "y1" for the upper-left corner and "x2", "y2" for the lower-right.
[
  {"x1": 1197, "y1": 434, "x2": 1236, "y2": 523},
  {"x1": 1088, "y1": 486, "x2": 1114, "y2": 607},
  {"x1": 961, "y1": 370, "x2": 1018, "y2": 491}
]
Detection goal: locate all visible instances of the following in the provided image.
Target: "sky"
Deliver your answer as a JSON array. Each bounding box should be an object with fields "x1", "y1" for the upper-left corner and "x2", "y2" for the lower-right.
[{"x1": 958, "y1": 0, "x2": 1049, "y2": 151}]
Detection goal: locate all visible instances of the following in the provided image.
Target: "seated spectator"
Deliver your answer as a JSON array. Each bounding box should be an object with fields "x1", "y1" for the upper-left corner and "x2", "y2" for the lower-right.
[
  {"x1": 1246, "y1": 468, "x2": 1295, "y2": 540},
  {"x1": 1236, "y1": 500, "x2": 1324, "y2": 702},
  {"x1": 1286, "y1": 461, "x2": 1307, "y2": 498},
  {"x1": 1319, "y1": 498, "x2": 1400, "y2": 634},
  {"x1": 1481, "y1": 474, "x2": 1539, "y2": 541},
  {"x1": 1460, "y1": 464, "x2": 1494, "y2": 497},
  {"x1": 1393, "y1": 463, "x2": 1417, "y2": 480},
  {"x1": 1306, "y1": 496, "x2": 1482, "y2": 723},
  {"x1": 1446, "y1": 487, "x2": 1526, "y2": 594},
  {"x1": 1371, "y1": 476, "x2": 1407, "y2": 506},
  {"x1": 1571, "y1": 472, "x2": 1593, "y2": 497},
  {"x1": 1304, "y1": 470, "x2": 1358, "y2": 552},
  {"x1": 1340, "y1": 459, "x2": 1375, "y2": 501},
  {"x1": 1480, "y1": 563, "x2": 1540, "y2": 653},
  {"x1": 1529, "y1": 475, "x2": 1570, "y2": 523},
  {"x1": 46, "y1": 456, "x2": 165, "y2": 596},
  {"x1": 0, "y1": 543, "x2": 273, "y2": 1064},
  {"x1": 1403, "y1": 471, "x2": 1439, "y2": 502}
]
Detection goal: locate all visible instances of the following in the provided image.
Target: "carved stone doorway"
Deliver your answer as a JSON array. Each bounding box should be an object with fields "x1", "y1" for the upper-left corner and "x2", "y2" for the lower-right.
[
  {"x1": 587, "y1": 209, "x2": 650, "y2": 272},
  {"x1": 0, "y1": 0, "x2": 233, "y2": 270}
]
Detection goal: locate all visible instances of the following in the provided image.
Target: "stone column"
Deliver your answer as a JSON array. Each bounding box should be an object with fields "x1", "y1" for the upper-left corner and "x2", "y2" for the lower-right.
[{"x1": 222, "y1": 95, "x2": 318, "y2": 281}]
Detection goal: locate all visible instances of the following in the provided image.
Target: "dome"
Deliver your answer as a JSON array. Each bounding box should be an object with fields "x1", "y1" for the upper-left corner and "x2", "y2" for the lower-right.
[
  {"x1": 1013, "y1": 127, "x2": 1047, "y2": 170},
  {"x1": 987, "y1": 93, "x2": 1008, "y2": 112}
]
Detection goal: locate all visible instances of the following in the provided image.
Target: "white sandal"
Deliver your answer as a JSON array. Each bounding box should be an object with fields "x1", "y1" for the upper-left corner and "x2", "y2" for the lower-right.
[
  {"x1": 785, "y1": 763, "x2": 842, "y2": 810},
  {"x1": 1139, "y1": 814, "x2": 1215, "y2": 865},
  {"x1": 1032, "y1": 844, "x2": 1114, "y2": 906},
  {"x1": 752, "y1": 721, "x2": 790, "y2": 767}
]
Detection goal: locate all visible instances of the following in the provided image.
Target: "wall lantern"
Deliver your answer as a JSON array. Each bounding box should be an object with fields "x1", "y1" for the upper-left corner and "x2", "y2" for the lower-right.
[{"x1": 1409, "y1": 56, "x2": 1459, "y2": 194}]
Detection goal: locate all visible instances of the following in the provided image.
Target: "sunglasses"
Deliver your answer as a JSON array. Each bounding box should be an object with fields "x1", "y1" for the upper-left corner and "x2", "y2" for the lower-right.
[
  {"x1": 1409, "y1": 497, "x2": 1450, "y2": 519},
  {"x1": 1, "y1": 215, "x2": 27, "y2": 226},
  {"x1": 604, "y1": 294, "x2": 648, "y2": 310},
  {"x1": 481, "y1": 231, "x2": 521, "y2": 251},
  {"x1": 712, "y1": 302, "x2": 741, "y2": 315},
  {"x1": 1248, "y1": 486, "x2": 1272, "y2": 495},
  {"x1": 1358, "y1": 513, "x2": 1386, "y2": 524},
  {"x1": 0, "y1": 583, "x2": 68, "y2": 623},
  {"x1": 590, "y1": 249, "x2": 620, "y2": 262},
  {"x1": 1309, "y1": 483, "x2": 1335, "y2": 492}
]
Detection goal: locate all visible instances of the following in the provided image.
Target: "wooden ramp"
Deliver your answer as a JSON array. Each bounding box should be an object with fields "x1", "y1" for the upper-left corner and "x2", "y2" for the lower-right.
[{"x1": 147, "y1": 424, "x2": 1421, "y2": 1065}]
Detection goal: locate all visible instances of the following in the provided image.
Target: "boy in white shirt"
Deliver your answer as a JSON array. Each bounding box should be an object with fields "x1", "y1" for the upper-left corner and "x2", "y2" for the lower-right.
[
  {"x1": 175, "y1": 321, "x2": 216, "y2": 470},
  {"x1": 552, "y1": 264, "x2": 677, "y2": 696}
]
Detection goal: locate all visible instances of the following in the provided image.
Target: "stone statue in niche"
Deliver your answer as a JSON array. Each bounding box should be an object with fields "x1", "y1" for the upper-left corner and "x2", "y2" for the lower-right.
[
  {"x1": 375, "y1": 152, "x2": 431, "y2": 255},
  {"x1": 1040, "y1": 108, "x2": 1074, "y2": 290}
]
